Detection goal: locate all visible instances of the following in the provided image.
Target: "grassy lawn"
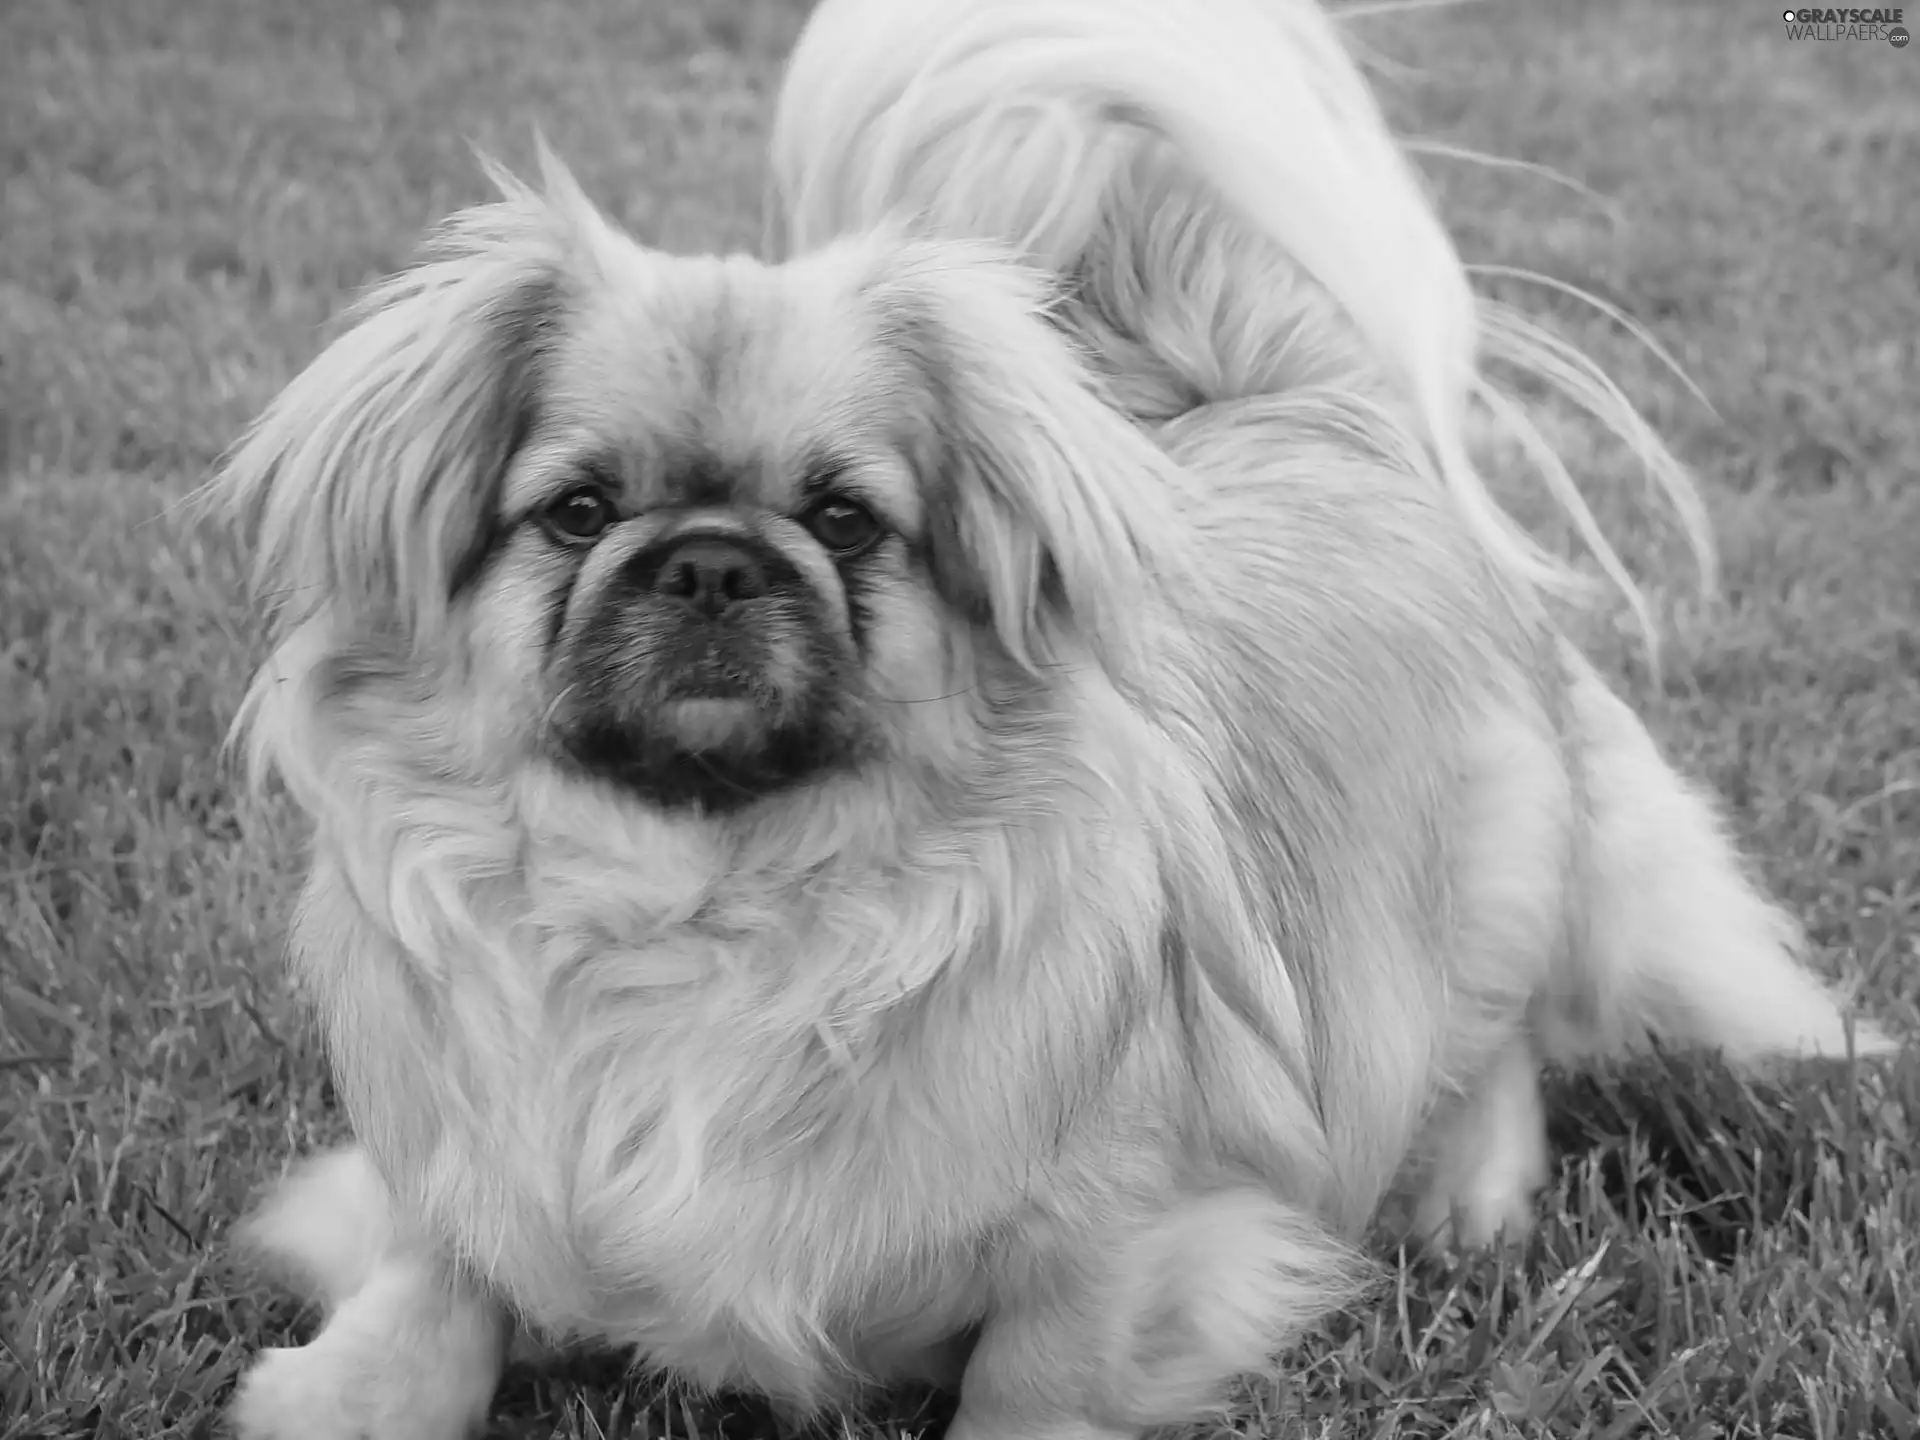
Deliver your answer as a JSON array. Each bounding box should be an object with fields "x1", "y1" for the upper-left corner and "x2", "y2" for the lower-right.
[{"x1": 2, "y1": 0, "x2": 1916, "y2": 1435}]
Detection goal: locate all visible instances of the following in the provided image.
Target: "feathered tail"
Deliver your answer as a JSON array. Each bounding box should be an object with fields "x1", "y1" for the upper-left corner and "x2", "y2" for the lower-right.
[{"x1": 767, "y1": 0, "x2": 1711, "y2": 647}]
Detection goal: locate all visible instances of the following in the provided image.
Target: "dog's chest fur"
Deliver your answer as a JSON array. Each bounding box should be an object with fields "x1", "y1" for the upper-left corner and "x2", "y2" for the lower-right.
[{"x1": 301, "y1": 765, "x2": 1165, "y2": 1405}]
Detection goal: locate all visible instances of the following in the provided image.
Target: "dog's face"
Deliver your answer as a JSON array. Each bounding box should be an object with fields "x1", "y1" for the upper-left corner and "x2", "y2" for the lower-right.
[
  {"x1": 518, "y1": 445, "x2": 892, "y2": 810},
  {"x1": 473, "y1": 247, "x2": 946, "y2": 810},
  {"x1": 224, "y1": 161, "x2": 1172, "y2": 812}
]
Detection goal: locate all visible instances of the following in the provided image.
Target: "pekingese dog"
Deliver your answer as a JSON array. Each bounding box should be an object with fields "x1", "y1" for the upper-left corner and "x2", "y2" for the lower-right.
[{"x1": 219, "y1": 2, "x2": 1893, "y2": 1439}]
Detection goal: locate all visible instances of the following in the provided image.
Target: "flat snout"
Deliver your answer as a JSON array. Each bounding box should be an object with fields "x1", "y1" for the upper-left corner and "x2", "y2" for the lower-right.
[
  {"x1": 619, "y1": 533, "x2": 801, "y2": 618},
  {"x1": 545, "y1": 518, "x2": 864, "y2": 810}
]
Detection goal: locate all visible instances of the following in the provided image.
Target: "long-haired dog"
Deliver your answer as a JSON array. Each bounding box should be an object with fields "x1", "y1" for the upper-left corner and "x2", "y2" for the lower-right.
[{"x1": 219, "y1": 3, "x2": 1893, "y2": 1438}]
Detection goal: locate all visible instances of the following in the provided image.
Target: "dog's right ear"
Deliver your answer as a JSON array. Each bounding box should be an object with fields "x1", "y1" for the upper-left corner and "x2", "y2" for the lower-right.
[
  {"x1": 860, "y1": 238, "x2": 1185, "y2": 681},
  {"x1": 209, "y1": 155, "x2": 611, "y2": 651}
]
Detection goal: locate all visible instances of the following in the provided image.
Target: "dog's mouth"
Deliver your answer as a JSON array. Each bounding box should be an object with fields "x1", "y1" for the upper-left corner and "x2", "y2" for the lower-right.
[
  {"x1": 653, "y1": 695, "x2": 763, "y2": 752},
  {"x1": 654, "y1": 628, "x2": 773, "y2": 704},
  {"x1": 549, "y1": 593, "x2": 864, "y2": 812}
]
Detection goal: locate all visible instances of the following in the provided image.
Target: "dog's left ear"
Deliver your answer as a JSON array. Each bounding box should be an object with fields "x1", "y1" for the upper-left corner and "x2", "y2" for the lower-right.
[
  {"x1": 208, "y1": 151, "x2": 618, "y2": 652},
  {"x1": 869, "y1": 243, "x2": 1176, "y2": 677}
]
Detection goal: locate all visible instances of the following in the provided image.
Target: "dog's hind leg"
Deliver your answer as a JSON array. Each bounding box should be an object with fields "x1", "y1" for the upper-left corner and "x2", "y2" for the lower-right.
[
  {"x1": 1403, "y1": 1036, "x2": 1551, "y2": 1251},
  {"x1": 1385, "y1": 700, "x2": 1567, "y2": 1253},
  {"x1": 232, "y1": 1146, "x2": 397, "y2": 1309},
  {"x1": 1544, "y1": 645, "x2": 1896, "y2": 1069},
  {"x1": 229, "y1": 1145, "x2": 508, "y2": 1440}
]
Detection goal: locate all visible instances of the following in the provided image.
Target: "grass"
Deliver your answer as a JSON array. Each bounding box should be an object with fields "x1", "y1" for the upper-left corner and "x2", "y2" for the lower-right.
[{"x1": 2, "y1": 0, "x2": 1916, "y2": 1435}]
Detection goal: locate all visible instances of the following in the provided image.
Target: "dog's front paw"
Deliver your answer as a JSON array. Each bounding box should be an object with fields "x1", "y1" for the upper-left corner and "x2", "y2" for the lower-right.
[
  {"x1": 228, "y1": 1336, "x2": 496, "y2": 1440},
  {"x1": 228, "y1": 1260, "x2": 505, "y2": 1440},
  {"x1": 229, "y1": 1344, "x2": 371, "y2": 1440}
]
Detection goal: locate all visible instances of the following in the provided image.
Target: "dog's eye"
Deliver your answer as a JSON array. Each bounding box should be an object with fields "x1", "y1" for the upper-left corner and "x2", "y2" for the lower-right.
[
  {"x1": 801, "y1": 497, "x2": 883, "y2": 557},
  {"x1": 542, "y1": 486, "x2": 617, "y2": 543}
]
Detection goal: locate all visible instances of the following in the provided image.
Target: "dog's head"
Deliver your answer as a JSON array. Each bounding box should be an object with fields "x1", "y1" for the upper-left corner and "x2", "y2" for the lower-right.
[{"x1": 220, "y1": 157, "x2": 1176, "y2": 813}]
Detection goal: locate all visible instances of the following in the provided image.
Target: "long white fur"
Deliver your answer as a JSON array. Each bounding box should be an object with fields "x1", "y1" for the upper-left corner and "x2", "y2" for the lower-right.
[
  {"x1": 217, "y1": 5, "x2": 1894, "y2": 1440},
  {"x1": 769, "y1": 0, "x2": 1714, "y2": 653}
]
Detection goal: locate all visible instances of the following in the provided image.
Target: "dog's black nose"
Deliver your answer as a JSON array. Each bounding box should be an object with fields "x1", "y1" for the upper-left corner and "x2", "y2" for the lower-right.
[{"x1": 652, "y1": 537, "x2": 769, "y2": 615}]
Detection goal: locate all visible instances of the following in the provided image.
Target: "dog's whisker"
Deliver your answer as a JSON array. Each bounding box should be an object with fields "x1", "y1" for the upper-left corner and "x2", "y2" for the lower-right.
[{"x1": 869, "y1": 683, "x2": 981, "y2": 705}]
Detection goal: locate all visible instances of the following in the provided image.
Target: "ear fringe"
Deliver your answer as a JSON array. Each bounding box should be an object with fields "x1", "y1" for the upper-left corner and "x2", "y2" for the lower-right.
[
  {"x1": 768, "y1": 0, "x2": 1714, "y2": 655},
  {"x1": 202, "y1": 150, "x2": 632, "y2": 797},
  {"x1": 870, "y1": 241, "x2": 1187, "y2": 679},
  {"x1": 204, "y1": 158, "x2": 611, "y2": 650}
]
